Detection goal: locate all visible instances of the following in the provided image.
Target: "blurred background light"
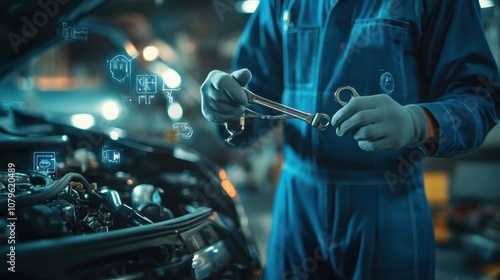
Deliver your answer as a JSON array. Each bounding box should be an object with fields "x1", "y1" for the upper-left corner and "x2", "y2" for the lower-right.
[
  {"x1": 143, "y1": 45, "x2": 159, "y2": 61},
  {"x1": 162, "y1": 68, "x2": 182, "y2": 88},
  {"x1": 124, "y1": 41, "x2": 139, "y2": 57},
  {"x1": 167, "y1": 102, "x2": 183, "y2": 121},
  {"x1": 71, "y1": 114, "x2": 95, "y2": 129},
  {"x1": 236, "y1": 0, "x2": 260, "y2": 13},
  {"x1": 480, "y1": 0, "x2": 495, "y2": 8},
  {"x1": 110, "y1": 130, "x2": 120, "y2": 140},
  {"x1": 219, "y1": 169, "x2": 237, "y2": 198},
  {"x1": 101, "y1": 100, "x2": 120, "y2": 120}
]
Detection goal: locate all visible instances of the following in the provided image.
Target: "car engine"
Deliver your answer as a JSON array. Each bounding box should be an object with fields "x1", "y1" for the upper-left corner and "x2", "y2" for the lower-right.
[{"x1": 0, "y1": 126, "x2": 261, "y2": 280}]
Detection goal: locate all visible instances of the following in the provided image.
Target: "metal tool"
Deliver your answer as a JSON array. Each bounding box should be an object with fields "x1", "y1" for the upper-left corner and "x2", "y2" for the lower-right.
[
  {"x1": 243, "y1": 88, "x2": 331, "y2": 128},
  {"x1": 334, "y1": 86, "x2": 360, "y2": 106},
  {"x1": 224, "y1": 88, "x2": 331, "y2": 145},
  {"x1": 224, "y1": 86, "x2": 360, "y2": 145}
]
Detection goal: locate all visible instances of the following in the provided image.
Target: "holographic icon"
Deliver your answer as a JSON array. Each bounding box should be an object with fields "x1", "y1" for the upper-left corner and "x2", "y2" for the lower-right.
[
  {"x1": 109, "y1": 55, "x2": 131, "y2": 82},
  {"x1": 380, "y1": 71, "x2": 395, "y2": 94},
  {"x1": 166, "y1": 93, "x2": 173, "y2": 104},
  {"x1": 137, "y1": 75, "x2": 157, "y2": 105},
  {"x1": 57, "y1": 22, "x2": 88, "y2": 41},
  {"x1": 138, "y1": 95, "x2": 155, "y2": 104},
  {"x1": 162, "y1": 81, "x2": 181, "y2": 104},
  {"x1": 33, "y1": 152, "x2": 56, "y2": 174},
  {"x1": 102, "y1": 146, "x2": 121, "y2": 164},
  {"x1": 173, "y1": 123, "x2": 193, "y2": 140},
  {"x1": 137, "y1": 75, "x2": 157, "y2": 94}
]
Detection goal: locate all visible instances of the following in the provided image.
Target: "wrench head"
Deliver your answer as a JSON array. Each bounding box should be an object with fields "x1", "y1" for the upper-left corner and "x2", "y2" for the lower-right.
[
  {"x1": 310, "y1": 114, "x2": 331, "y2": 131},
  {"x1": 334, "y1": 86, "x2": 360, "y2": 107}
]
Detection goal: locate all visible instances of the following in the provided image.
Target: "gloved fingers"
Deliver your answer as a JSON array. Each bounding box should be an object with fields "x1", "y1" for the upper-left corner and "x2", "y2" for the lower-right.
[
  {"x1": 351, "y1": 123, "x2": 385, "y2": 142},
  {"x1": 356, "y1": 123, "x2": 409, "y2": 151},
  {"x1": 206, "y1": 70, "x2": 248, "y2": 105},
  {"x1": 358, "y1": 140, "x2": 380, "y2": 152},
  {"x1": 201, "y1": 98, "x2": 244, "y2": 123},
  {"x1": 331, "y1": 95, "x2": 382, "y2": 128},
  {"x1": 331, "y1": 104, "x2": 356, "y2": 129},
  {"x1": 358, "y1": 138, "x2": 399, "y2": 151},
  {"x1": 354, "y1": 120, "x2": 407, "y2": 142},
  {"x1": 202, "y1": 85, "x2": 231, "y2": 107},
  {"x1": 336, "y1": 109, "x2": 383, "y2": 137},
  {"x1": 201, "y1": 75, "x2": 225, "y2": 102},
  {"x1": 231, "y1": 68, "x2": 252, "y2": 87}
]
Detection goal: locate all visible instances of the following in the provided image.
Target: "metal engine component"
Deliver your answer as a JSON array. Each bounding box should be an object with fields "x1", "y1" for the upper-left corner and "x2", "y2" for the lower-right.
[
  {"x1": 131, "y1": 184, "x2": 162, "y2": 209},
  {"x1": 131, "y1": 184, "x2": 174, "y2": 222},
  {"x1": 98, "y1": 188, "x2": 153, "y2": 228}
]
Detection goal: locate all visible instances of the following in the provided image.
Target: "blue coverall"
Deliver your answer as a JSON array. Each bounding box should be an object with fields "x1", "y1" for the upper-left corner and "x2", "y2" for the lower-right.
[{"x1": 231, "y1": 0, "x2": 500, "y2": 279}]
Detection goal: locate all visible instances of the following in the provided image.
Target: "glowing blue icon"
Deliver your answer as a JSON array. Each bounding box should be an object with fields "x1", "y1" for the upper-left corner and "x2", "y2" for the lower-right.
[
  {"x1": 137, "y1": 75, "x2": 157, "y2": 105},
  {"x1": 137, "y1": 75, "x2": 157, "y2": 94},
  {"x1": 380, "y1": 71, "x2": 395, "y2": 94},
  {"x1": 33, "y1": 152, "x2": 56, "y2": 174},
  {"x1": 57, "y1": 22, "x2": 88, "y2": 41},
  {"x1": 138, "y1": 95, "x2": 155, "y2": 105},
  {"x1": 162, "y1": 81, "x2": 181, "y2": 104},
  {"x1": 102, "y1": 146, "x2": 121, "y2": 164},
  {"x1": 173, "y1": 123, "x2": 193, "y2": 139},
  {"x1": 109, "y1": 55, "x2": 131, "y2": 82}
]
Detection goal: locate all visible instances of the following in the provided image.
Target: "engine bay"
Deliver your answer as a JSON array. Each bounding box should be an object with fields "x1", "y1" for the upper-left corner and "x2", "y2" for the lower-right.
[{"x1": 0, "y1": 123, "x2": 260, "y2": 280}]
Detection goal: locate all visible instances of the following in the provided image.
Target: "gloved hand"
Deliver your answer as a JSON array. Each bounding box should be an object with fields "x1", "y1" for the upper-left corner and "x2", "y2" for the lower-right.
[
  {"x1": 331, "y1": 94, "x2": 428, "y2": 151},
  {"x1": 200, "y1": 69, "x2": 252, "y2": 123}
]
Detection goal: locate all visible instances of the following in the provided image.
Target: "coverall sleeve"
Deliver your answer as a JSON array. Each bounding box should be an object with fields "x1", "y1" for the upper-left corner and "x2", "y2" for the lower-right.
[
  {"x1": 219, "y1": 0, "x2": 284, "y2": 146},
  {"x1": 418, "y1": 0, "x2": 500, "y2": 157}
]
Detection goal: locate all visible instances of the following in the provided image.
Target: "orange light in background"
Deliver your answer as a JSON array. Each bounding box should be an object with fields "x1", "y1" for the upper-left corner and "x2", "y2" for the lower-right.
[
  {"x1": 209, "y1": 213, "x2": 217, "y2": 221},
  {"x1": 124, "y1": 41, "x2": 139, "y2": 57},
  {"x1": 219, "y1": 169, "x2": 227, "y2": 180},
  {"x1": 424, "y1": 171, "x2": 450, "y2": 243},
  {"x1": 219, "y1": 169, "x2": 237, "y2": 198},
  {"x1": 35, "y1": 77, "x2": 84, "y2": 90},
  {"x1": 424, "y1": 172, "x2": 449, "y2": 205},
  {"x1": 221, "y1": 180, "x2": 237, "y2": 198},
  {"x1": 126, "y1": 179, "x2": 133, "y2": 185}
]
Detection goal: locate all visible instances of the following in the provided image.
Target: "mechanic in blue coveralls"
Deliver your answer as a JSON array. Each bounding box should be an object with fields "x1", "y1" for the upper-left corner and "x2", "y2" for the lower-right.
[{"x1": 201, "y1": 0, "x2": 500, "y2": 279}]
